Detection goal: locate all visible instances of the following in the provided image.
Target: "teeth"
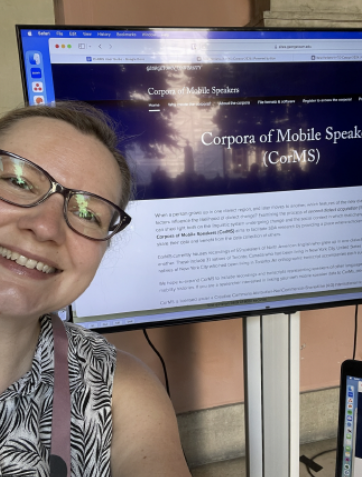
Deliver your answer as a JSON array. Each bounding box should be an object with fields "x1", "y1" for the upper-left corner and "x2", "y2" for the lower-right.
[
  {"x1": 0, "y1": 246, "x2": 56, "y2": 274},
  {"x1": 36, "y1": 261, "x2": 45, "y2": 271},
  {"x1": 16, "y1": 255, "x2": 28, "y2": 266},
  {"x1": 25, "y1": 259, "x2": 38, "y2": 270}
]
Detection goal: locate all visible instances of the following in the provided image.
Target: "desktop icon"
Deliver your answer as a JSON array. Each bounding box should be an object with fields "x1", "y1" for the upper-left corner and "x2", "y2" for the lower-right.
[
  {"x1": 29, "y1": 53, "x2": 41, "y2": 65},
  {"x1": 348, "y1": 392, "x2": 354, "y2": 397},
  {"x1": 30, "y1": 68, "x2": 42, "y2": 79},
  {"x1": 348, "y1": 386, "x2": 354, "y2": 392},
  {"x1": 347, "y1": 410, "x2": 353, "y2": 415},
  {"x1": 346, "y1": 446, "x2": 351, "y2": 452},
  {"x1": 86, "y1": 57, "x2": 92, "y2": 62},
  {"x1": 345, "y1": 464, "x2": 350, "y2": 470},
  {"x1": 348, "y1": 398, "x2": 353, "y2": 403},
  {"x1": 348, "y1": 404, "x2": 353, "y2": 409},
  {"x1": 344, "y1": 471, "x2": 350, "y2": 476},
  {"x1": 32, "y1": 81, "x2": 43, "y2": 93},
  {"x1": 33, "y1": 96, "x2": 45, "y2": 105},
  {"x1": 345, "y1": 451, "x2": 351, "y2": 457}
]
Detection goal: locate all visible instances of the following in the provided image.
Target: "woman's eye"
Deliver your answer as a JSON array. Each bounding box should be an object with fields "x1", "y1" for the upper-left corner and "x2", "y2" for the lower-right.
[
  {"x1": 78, "y1": 209, "x2": 95, "y2": 221},
  {"x1": 75, "y1": 208, "x2": 102, "y2": 226},
  {"x1": 9, "y1": 176, "x2": 33, "y2": 190}
]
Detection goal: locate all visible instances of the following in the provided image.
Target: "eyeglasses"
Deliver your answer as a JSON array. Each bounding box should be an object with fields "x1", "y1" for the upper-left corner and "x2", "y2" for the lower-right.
[{"x1": 0, "y1": 149, "x2": 131, "y2": 241}]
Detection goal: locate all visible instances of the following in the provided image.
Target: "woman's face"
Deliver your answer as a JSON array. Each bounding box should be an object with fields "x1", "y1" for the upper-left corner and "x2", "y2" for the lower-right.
[{"x1": 0, "y1": 117, "x2": 123, "y2": 321}]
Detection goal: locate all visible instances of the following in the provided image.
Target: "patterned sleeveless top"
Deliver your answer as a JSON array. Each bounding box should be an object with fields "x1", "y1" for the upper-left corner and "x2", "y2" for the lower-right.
[{"x1": 0, "y1": 315, "x2": 116, "y2": 477}]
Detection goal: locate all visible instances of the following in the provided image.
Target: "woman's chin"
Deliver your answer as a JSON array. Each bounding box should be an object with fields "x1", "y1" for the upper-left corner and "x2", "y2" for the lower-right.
[{"x1": 0, "y1": 287, "x2": 47, "y2": 321}]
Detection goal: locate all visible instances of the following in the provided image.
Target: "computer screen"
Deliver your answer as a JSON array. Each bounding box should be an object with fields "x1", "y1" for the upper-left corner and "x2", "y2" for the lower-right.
[
  {"x1": 342, "y1": 377, "x2": 360, "y2": 475},
  {"x1": 17, "y1": 26, "x2": 362, "y2": 331},
  {"x1": 336, "y1": 361, "x2": 362, "y2": 477}
]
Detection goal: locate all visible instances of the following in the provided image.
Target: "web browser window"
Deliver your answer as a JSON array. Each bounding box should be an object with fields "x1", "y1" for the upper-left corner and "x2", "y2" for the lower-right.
[{"x1": 17, "y1": 28, "x2": 362, "y2": 331}]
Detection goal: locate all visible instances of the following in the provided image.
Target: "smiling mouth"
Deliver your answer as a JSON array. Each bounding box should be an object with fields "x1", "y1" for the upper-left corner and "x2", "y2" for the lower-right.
[{"x1": 0, "y1": 246, "x2": 59, "y2": 274}]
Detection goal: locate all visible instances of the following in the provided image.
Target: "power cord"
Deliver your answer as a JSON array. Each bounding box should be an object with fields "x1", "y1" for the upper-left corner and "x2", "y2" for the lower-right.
[
  {"x1": 142, "y1": 328, "x2": 190, "y2": 469},
  {"x1": 142, "y1": 328, "x2": 170, "y2": 396},
  {"x1": 300, "y1": 448, "x2": 336, "y2": 476}
]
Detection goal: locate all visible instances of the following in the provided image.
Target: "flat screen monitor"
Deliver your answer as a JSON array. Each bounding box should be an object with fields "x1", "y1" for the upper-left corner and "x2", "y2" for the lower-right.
[{"x1": 16, "y1": 25, "x2": 362, "y2": 332}]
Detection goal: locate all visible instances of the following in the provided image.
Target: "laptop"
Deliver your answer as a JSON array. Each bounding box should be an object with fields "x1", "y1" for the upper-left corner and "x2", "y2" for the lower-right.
[{"x1": 336, "y1": 360, "x2": 362, "y2": 477}]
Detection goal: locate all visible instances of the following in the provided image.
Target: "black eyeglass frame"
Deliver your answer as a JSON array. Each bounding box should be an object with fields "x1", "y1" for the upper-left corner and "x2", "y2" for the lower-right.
[{"x1": 0, "y1": 149, "x2": 131, "y2": 241}]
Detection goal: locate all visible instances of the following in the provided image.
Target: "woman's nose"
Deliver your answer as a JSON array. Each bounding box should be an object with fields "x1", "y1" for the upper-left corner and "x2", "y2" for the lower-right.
[{"x1": 16, "y1": 194, "x2": 67, "y2": 244}]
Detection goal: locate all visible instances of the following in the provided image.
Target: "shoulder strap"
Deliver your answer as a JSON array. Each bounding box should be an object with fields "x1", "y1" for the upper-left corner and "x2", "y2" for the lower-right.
[{"x1": 50, "y1": 314, "x2": 71, "y2": 477}]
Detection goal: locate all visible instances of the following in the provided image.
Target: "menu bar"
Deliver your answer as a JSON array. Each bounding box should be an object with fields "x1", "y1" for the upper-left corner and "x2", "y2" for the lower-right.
[{"x1": 20, "y1": 28, "x2": 362, "y2": 41}]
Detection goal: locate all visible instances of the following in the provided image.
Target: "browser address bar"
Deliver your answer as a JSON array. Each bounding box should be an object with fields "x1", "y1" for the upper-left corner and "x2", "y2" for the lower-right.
[{"x1": 194, "y1": 40, "x2": 362, "y2": 52}]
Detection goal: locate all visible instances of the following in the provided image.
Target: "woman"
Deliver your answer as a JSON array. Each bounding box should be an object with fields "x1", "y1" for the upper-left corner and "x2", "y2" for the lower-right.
[{"x1": 0, "y1": 103, "x2": 191, "y2": 477}]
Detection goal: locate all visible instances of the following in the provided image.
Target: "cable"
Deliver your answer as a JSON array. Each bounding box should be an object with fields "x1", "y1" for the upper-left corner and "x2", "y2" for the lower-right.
[
  {"x1": 353, "y1": 304, "x2": 359, "y2": 360},
  {"x1": 306, "y1": 467, "x2": 315, "y2": 477},
  {"x1": 142, "y1": 328, "x2": 190, "y2": 470},
  {"x1": 142, "y1": 328, "x2": 170, "y2": 397},
  {"x1": 300, "y1": 448, "x2": 336, "y2": 476},
  {"x1": 311, "y1": 448, "x2": 337, "y2": 460}
]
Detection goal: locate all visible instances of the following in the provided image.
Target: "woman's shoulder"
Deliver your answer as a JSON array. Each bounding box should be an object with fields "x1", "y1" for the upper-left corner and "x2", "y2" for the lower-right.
[
  {"x1": 64, "y1": 320, "x2": 116, "y2": 356},
  {"x1": 61, "y1": 320, "x2": 117, "y2": 383},
  {"x1": 111, "y1": 351, "x2": 191, "y2": 476},
  {"x1": 64, "y1": 321, "x2": 116, "y2": 353}
]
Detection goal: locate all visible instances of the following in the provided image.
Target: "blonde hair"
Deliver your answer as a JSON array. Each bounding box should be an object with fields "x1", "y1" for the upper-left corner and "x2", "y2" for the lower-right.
[{"x1": 0, "y1": 102, "x2": 132, "y2": 210}]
